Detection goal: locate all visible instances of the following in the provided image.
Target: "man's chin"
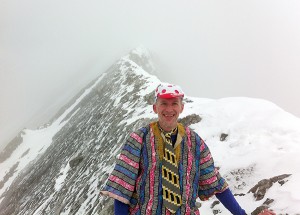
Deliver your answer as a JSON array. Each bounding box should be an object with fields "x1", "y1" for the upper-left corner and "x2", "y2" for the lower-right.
[{"x1": 160, "y1": 122, "x2": 177, "y2": 130}]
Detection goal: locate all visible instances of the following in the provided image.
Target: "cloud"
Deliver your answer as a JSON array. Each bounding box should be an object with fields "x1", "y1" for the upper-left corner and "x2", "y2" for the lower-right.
[{"x1": 1, "y1": 0, "x2": 300, "y2": 147}]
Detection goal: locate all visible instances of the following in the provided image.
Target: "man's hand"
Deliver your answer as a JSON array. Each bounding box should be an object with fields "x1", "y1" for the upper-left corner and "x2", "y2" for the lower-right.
[{"x1": 258, "y1": 209, "x2": 276, "y2": 215}]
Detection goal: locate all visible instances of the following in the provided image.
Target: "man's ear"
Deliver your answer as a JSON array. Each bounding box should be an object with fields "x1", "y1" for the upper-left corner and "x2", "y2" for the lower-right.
[
  {"x1": 153, "y1": 104, "x2": 157, "y2": 113},
  {"x1": 180, "y1": 103, "x2": 184, "y2": 113}
]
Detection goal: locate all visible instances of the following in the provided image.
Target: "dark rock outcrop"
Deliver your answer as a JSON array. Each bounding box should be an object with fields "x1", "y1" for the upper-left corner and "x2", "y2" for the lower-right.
[
  {"x1": 0, "y1": 132, "x2": 23, "y2": 163},
  {"x1": 220, "y1": 133, "x2": 228, "y2": 141},
  {"x1": 248, "y1": 174, "x2": 291, "y2": 201},
  {"x1": 179, "y1": 114, "x2": 202, "y2": 127}
]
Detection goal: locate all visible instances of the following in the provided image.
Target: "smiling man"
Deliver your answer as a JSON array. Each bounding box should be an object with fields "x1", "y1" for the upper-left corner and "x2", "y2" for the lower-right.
[
  {"x1": 101, "y1": 83, "x2": 276, "y2": 215},
  {"x1": 153, "y1": 84, "x2": 184, "y2": 132}
]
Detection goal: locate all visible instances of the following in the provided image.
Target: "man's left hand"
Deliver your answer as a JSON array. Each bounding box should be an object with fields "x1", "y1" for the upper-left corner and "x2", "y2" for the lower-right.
[{"x1": 258, "y1": 209, "x2": 276, "y2": 215}]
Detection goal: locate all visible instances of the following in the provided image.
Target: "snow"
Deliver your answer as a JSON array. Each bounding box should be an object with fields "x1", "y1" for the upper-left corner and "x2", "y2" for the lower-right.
[
  {"x1": 113, "y1": 57, "x2": 160, "y2": 127},
  {"x1": 130, "y1": 46, "x2": 151, "y2": 58},
  {"x1": 55, "y1": 163, "x2": 71, "y2": 191},
  {"x1": 181, "y1": 97, "x2": 300, "y2": 214},
  {"x1": 107, "y1": 58, "x2": 300, "y2": 213},
  {"x1": 75, "y1": 175, "x2": 100, "y2": 215},
  {"x1": 1, "y1": 49, "x2": 300, "y2": 214},
  {"x1": 106, "y1": 54, "x2": 300, "y2": 213},
  {"x1": 0, "y1": 72, "x2": 107, "y2": 200},
  {"x1": 32, "y1": 193, "x2": 55, "y2": 215}
]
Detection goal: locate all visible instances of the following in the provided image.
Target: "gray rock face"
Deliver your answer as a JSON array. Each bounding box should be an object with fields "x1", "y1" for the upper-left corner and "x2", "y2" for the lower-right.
[
  {"x1": 0, "y1": 48, "x2": 296, "y2": 215},
  {"x1": 0, "y1": 132, "x2": 23, "y2": 163},
  {"x1": 248, "y1": 174, "x2": 291, "y2": 201},
  {"x1": 0, "y1": 49, "x2": 160, "y2": 215}
]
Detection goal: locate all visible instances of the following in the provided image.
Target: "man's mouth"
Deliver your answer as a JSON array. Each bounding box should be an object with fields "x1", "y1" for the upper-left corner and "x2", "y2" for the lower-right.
[{"x1": 163, "y1": 114, "x2": 175, "y2": 118}]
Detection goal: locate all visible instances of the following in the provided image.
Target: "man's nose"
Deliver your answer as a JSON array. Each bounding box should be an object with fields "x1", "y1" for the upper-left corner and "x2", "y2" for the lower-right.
[{"x1": 165, "y1": 104, "x2": 173, "y2": 111}]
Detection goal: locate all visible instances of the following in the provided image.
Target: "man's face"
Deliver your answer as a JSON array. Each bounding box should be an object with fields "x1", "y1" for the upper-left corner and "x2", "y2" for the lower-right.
[{"x1": 153, "y1": 97, "x2": 184, "y2": 132}]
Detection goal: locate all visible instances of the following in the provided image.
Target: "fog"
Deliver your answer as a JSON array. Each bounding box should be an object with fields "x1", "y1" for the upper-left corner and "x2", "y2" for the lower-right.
[{"x1": 1, "y1": 0, "x2": 300, "y2": 148}]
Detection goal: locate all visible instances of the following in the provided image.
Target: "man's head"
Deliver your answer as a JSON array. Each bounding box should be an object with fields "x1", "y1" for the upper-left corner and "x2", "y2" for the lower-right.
[{"x1": 153, "y1": 83, "x2": 184, "y2": 132}]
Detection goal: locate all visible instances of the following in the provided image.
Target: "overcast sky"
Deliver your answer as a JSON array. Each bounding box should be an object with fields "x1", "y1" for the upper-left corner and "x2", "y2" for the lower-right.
[{"x1": 1, "y1": 0, "x2": 300, "y2": 148}]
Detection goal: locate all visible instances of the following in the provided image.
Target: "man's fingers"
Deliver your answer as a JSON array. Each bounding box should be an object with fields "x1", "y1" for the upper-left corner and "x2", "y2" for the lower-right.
[{"x1": 259, "y1": 209, "x2": 276, "y2": 215}]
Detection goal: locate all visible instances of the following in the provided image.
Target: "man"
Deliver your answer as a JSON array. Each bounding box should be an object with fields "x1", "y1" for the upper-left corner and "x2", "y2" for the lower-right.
[{"x1": 101, "y1": 83, "x2": 276, "y2": 215}]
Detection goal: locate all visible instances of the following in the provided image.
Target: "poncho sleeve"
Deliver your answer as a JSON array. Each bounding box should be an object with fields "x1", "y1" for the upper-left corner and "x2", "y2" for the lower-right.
[
  {"x1": 198, "y1": 137, "x2": 228, "y2": 201},
  {"x1": 100, "y1": 131, "x2": 143, "y2": 204}
]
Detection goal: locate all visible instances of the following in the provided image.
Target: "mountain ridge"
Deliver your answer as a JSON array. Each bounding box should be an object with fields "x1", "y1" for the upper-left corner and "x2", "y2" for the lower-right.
[
  {"x1": 0, "y1": 47, "x2": 161, "y2": 215},
  {"x1": 0, "y1": 47, "x2": 299, "y2": 214}
]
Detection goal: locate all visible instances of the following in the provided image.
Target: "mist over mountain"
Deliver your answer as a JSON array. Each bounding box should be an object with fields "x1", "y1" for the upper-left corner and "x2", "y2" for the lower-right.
[{"x1": 0, "y1": 48, "x2": 299, "y2": 215}]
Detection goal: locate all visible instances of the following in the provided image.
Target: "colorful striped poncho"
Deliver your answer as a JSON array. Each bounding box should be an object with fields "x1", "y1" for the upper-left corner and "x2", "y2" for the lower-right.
[{"x1": 101, "y1": 122, "x2": 228, "y2": 215}]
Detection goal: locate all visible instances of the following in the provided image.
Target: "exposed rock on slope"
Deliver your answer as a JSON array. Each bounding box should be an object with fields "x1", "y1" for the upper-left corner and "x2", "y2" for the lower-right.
[
  {"x1": 0, "y1": 47, "x2": 299, "y2": 215},
  {"x1": 0, "y1": 47, "x2": 161, "y2": 215}
]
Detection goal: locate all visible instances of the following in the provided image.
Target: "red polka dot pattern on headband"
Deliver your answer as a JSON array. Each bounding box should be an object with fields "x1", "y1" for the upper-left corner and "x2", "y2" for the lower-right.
[{"x1": 155, "y1": 83, "x2": 184, "y2": 99}]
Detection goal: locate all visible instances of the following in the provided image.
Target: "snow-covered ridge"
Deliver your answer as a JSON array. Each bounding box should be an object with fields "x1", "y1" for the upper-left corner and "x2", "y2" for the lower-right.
[
  {"x1": 0, "y1": 47, "x2": 299, "y2": 214},
  {"x1": 0, "y1": 47, "x2": 160, "y2": 215},
  {"x1": 182, "y1": 96, "x2": 300, "y2": 214},
  {"x1": 0, "y1": 73, "x2": 107, "y2": 200}
]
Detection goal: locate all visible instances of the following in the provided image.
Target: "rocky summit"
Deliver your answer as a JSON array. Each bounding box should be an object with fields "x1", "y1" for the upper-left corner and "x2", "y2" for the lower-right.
[
  {"x1": 0, "y1": 47, "x2": 299, "y2": 215},
  {"x1": 0, "y1": 47, "x2": 162, "y2": 215}
]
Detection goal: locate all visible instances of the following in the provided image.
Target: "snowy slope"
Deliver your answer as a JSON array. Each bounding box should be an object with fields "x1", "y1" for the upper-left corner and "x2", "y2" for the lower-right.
[
  {"x1": 0, "y1": 47, "x2": 299, "y2": 214},
  {"x1": 111, "y1": 80, "x2": 300, "y2": 214},
  {"x1": 0, "y1": 73, "x2": 106, "y2": 200},
  {"x1": 183, "y1": 97, "x2": 300, "y2": 214},
  {"x1": 0, "y1": 47, "x2": 161, "y2": 215}
]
